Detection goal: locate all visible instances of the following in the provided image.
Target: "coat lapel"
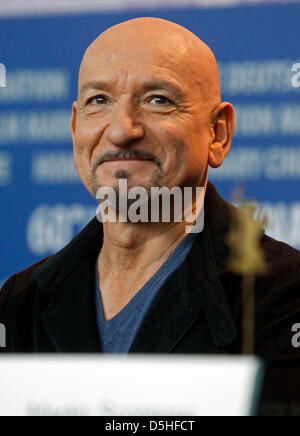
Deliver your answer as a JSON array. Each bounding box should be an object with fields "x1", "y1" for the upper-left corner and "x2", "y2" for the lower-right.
[
  {"x1": 34, "y1": 182, "x2": 238, "y2": 353},
  {"x1": 34, "y1": 218, "x2": 102, "y2": 352},
  {"x1": 129, "y1": 197, "x2": 238, "y2": 353},
  {"x1": 129, "y1": 260, "x2": 205, "y2": 353},
  {"x1": 187, "y1": 217, "x2": 238, "y2": 348}
]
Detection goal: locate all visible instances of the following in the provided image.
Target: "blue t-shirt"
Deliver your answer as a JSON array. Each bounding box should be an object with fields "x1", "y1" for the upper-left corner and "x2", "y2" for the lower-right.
[{"x1": 95, "y1": 232, "x2": 197, "y2": 353}]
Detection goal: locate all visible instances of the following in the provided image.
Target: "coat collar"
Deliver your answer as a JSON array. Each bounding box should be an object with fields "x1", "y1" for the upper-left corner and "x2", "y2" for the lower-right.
[
  {"x1": 36, "y1": 218, "x2": 103, "y2": 352},
  {"x1": 34, "y1": 182, "x2": 237, "y2": 352}
]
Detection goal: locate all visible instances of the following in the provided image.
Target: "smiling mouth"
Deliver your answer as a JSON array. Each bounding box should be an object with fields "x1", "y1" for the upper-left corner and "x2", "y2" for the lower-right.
[{"x1": 102, "y1": 157, "x2": 154, "y2": 163}]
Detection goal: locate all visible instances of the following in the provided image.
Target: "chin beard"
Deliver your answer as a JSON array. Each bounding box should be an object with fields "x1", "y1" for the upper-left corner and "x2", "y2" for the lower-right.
[{"x1": 91, "y1": 168, "x2": 163, "y2": 199}]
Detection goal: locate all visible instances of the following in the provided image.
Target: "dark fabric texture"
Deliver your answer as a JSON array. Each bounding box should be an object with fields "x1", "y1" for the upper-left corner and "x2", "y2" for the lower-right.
[
  {"x1": 1, "y1": 181, "x2": 300, "y2": 416},
  {"x1": 94, "y1": 231, "x2": 197, "y2": 353}
]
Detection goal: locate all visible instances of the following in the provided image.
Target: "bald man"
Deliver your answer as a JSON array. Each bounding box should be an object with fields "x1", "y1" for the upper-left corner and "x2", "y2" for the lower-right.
[
  {"x1": 1, "y1": 18, "x2": 300, "y2": 415},
  {"x1": 72, "y1": 17, "x2": 234, "y2": 323}
]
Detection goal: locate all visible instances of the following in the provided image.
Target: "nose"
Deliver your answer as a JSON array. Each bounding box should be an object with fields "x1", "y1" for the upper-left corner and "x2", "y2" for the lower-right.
[{"x1": 104, "y1": 96, "x2": 145, "y2": 148}]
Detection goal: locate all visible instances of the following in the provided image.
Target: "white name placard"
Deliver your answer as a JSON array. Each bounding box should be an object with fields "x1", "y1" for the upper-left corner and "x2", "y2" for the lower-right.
[{"x1": 0, "y1": 355, "x2": 263, "y2": 416}]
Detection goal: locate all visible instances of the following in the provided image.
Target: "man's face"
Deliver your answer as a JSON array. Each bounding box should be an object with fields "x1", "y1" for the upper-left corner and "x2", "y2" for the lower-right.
[{"x1": 71, "y1": 29, "x2": 217, "y2": 197}]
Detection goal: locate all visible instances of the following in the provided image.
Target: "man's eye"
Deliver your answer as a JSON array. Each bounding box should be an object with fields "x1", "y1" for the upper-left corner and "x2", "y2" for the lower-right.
[
  {"x1": 88, "y1": 95, "x2": 108, "y2": 105},
  {"x1": 149, "y1": 95, "x2": 172, "y2": 105}
]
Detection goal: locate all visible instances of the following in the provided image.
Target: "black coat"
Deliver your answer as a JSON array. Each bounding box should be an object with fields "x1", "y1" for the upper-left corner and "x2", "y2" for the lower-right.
[{"x1": 1, "y1": 182, "x2": 300, "y2": 415}]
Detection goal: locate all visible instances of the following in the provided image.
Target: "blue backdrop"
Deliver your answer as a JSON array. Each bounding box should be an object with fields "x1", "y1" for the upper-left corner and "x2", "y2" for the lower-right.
[{"x1": 1, "y1": 3, "x2": 300, "y2": 286}]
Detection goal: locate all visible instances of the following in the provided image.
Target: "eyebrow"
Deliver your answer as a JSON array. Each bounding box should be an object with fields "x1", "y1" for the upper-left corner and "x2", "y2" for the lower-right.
[
  {"x1": 79, "y1": 79, "x2": 185, "y2": 100},
  {"x1": 80, "y1": 81, "x2": 114, "y2": 96},
  {"x1": 141, "y1": 81, "x2": 184, "y2": 100}
]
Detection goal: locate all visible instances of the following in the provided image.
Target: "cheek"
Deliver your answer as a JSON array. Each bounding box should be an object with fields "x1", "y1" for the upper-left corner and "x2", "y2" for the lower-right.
[
  {"x1": 74, "y1": 118, "x2": 100, "y2": 155},
  {"x1": 159, "y1": 125, "x2": 192, "y2": 167},
  {"x1": 73, "y1": 117, "x2": 106, "y2": 171},
  {"x1": 72, "y1": 118, "x2": 104, "y2": 191},
  {"x1": 162, "y1": 136, "x2": 191, "y2": 182},
  {"x1": 158, "y1": 123, "x2": 210, "y2": 185}
]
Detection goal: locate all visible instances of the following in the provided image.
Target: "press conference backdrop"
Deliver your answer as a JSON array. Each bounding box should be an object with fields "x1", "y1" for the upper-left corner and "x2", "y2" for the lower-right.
[{"x1": 0, "y1": 0, "x2": 300, "y2": 286}]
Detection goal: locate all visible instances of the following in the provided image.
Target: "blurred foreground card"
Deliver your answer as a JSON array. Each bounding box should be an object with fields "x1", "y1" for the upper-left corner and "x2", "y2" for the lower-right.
[{"x1": 0, "y1": 355, "x2": 263, "y2": 416}]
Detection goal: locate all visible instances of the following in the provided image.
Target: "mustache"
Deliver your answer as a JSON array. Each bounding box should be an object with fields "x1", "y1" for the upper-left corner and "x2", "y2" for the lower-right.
[{"x1": 92, "y1": 150, "x2": 162, "y2": 172}]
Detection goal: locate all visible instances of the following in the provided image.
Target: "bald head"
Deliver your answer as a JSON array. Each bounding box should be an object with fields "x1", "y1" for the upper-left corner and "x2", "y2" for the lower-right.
[
  {"x1": 78, "y1": 17, "x2": 221, "y2": 110},
  {"x1": 71, "y1": 16, "x2": 235, "y2": 201}
]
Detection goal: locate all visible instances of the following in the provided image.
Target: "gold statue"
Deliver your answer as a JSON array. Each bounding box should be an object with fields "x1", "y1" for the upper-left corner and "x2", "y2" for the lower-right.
[{"x1": 227, "y1": 187, "x2": 268, "y2": 355}]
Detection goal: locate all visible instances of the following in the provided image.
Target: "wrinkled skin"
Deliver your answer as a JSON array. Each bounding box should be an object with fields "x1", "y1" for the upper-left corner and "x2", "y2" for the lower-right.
[
  {"x1": 70, "y1": 17, "x2": 236, "y2": 320},
  {"x1": 71, "y1": 17, "x2": 235, "y2": 198}
]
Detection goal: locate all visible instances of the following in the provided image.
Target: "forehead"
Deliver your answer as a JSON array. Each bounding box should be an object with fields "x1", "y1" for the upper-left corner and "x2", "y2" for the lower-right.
[
  {"x1": 79, "y1": 32, "x2": 195, "y2": 88},
  {"x1": 79, "y1": 67, "x2": 190, "y2": 100},
  {"x1": 86, "y1": 28, "x2": 192, "y2": 64}
]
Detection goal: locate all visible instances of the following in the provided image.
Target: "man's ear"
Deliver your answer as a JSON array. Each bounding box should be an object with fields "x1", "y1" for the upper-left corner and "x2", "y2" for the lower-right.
[
  {"x1": 70, "y1": 101, "x2": 78, "y2": 140},
  {"x1": 208, "y1": 102, "x2": 236, "y2": 169}
]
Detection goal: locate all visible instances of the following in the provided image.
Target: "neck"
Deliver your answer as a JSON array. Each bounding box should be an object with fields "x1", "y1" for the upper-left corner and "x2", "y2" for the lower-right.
[
  {"x1": 98, "y1": 220, "x2": 188, "y2": 276},
  {"x1": 97, "y1": 179, "x2": 207, "y2": 279},
  {"x1": 96, "y1": 181, "x2": 207, "y2": 321}
]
